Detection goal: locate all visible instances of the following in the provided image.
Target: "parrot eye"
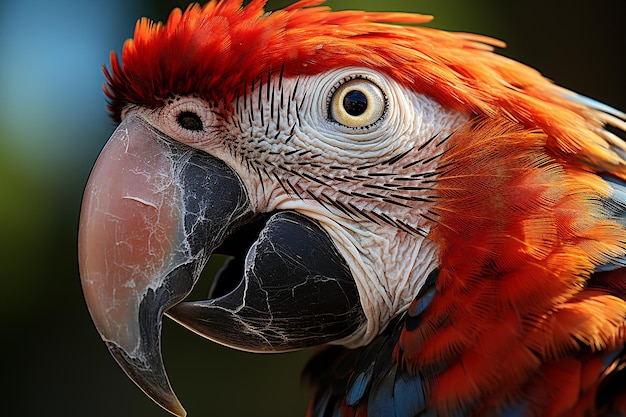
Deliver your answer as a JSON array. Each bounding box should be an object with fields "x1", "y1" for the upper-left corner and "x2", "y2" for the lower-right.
[
  {"x1": 329, "y1": 78, "x2": 386, "y2": 128},
  {"x1": 177, "y1": 111, "x2": 204, "y2": 131}
]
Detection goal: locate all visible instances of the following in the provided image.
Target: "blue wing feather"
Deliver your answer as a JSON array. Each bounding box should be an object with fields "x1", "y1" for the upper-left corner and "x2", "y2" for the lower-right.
[
  {"x1": 304, "y1": 271, "x2": 439, "y2": 417},
  {"x1": 596, "y1": 175, "x2": 626, "y2": 272}
]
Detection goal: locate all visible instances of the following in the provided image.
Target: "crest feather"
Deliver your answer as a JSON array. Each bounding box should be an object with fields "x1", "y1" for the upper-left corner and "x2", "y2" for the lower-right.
[{"x1": 105, "y1": 0, "x2": 625, "y2": 178}]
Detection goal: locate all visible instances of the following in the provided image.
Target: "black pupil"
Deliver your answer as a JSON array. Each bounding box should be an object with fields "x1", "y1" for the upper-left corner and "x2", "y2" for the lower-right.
[
  {"x1": 177, "y1": 111, "x2": 203, "y2": 131},
  {"x1": 343, "y1": 90, "x2": 368, "y2": 116}
]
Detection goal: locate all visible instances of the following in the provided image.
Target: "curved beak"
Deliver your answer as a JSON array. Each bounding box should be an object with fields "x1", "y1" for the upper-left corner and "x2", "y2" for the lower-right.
[
  {"x1": 78, "y1": 114, "x2": 250, "y2": 416},
  {"x1": 79, "y1": 114, "x2": 365, "y2": 416}
]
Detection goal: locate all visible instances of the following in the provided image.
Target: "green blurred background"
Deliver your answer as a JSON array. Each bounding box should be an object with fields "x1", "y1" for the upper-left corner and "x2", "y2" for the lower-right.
[{"x1": 1, "y1": 0, "x2": 624, "y2": 416}]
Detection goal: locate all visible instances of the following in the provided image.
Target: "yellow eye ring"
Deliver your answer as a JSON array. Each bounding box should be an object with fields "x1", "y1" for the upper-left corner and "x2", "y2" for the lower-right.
[{"x1": 329, "y1": 78, "x2": 386, "y2": 128}]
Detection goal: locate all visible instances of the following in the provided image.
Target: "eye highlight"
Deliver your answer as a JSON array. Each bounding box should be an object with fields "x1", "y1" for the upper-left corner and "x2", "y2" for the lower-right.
[{"x1": 330, "y1": 78, "x2": 386, "y2": 128}]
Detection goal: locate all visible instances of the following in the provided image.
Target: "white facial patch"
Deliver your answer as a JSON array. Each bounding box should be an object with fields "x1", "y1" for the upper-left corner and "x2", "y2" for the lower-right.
[{"x1": 147, "y1": 67, "x2": 470, "y2": 346}]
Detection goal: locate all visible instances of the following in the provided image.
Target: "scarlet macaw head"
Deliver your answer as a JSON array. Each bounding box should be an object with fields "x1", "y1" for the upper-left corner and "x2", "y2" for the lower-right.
[{"x1": 79, "y1": 1, "x2": 626, "y2": 416}]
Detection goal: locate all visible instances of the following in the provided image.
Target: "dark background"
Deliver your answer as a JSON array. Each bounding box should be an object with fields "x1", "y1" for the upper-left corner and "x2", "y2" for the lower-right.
[{"x1": 1, "y1": 1, "x2": 624, "y2": 416}]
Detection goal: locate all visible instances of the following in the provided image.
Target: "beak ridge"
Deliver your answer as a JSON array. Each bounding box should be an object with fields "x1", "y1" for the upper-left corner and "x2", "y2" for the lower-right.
[{"x1": 79, "y1": 114, "x2": 250, "y2": 416}]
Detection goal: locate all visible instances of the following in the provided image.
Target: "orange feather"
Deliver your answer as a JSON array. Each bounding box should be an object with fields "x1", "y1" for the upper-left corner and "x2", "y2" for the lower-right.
[
  {"x1": 105, "y1": 0, "x2": 625, "y2": 180},
  {"x1": 398, "y1": 117, "x2": 626, "y2": 414},
  {"x1": 103, "y1": 1, "x2": 626, "y2": 415}
]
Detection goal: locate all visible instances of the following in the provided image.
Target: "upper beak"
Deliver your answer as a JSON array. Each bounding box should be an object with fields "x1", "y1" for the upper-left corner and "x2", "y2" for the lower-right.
[
  {"x1": 79, "y1": 113, "x2": 365, "y2": 416},
  {"x1": 78, "y1": 114, "x2": 251, "y2": 416}
]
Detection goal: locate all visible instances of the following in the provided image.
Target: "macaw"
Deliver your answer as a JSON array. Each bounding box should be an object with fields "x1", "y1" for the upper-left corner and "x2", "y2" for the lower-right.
[{"x1": 78, "y1": 0, "x2": 626, "y2": 416}]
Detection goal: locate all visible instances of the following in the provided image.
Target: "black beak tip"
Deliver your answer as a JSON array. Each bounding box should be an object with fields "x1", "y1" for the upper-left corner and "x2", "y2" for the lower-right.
[{"x1": 107, "y1": 341, "x2": 187, "y2": 417}]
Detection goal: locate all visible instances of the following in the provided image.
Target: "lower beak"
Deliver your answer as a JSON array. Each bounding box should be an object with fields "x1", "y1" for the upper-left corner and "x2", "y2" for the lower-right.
[{"x1": 78, "y1": 114, "x2": 250, "y2": 416}]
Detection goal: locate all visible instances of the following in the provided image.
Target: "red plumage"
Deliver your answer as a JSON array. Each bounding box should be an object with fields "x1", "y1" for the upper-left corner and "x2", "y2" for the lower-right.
[{"x1": 98, "y1": 1, "x2": 626, "y2": 415}]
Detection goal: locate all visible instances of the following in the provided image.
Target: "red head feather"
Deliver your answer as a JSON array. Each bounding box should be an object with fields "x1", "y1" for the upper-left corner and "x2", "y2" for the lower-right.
[
  {"x1": 97, "y1": 3, "x2": 626, "y2": 414},
  {"x1": 105, "y1": 0, "x2": 626, "y2": 179}
]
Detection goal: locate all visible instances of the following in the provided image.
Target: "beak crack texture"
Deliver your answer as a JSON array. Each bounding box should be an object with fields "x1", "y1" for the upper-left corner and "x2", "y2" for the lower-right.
[
  {"x1": 168, "y1": 211, "x2": 365, "y2": 352},
  {"x1": 79, "y1": 115, "x2": 364, "y2": 416},
  {"x1": 79, "y1": 115, "x2": 251, "y2": 416}
]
